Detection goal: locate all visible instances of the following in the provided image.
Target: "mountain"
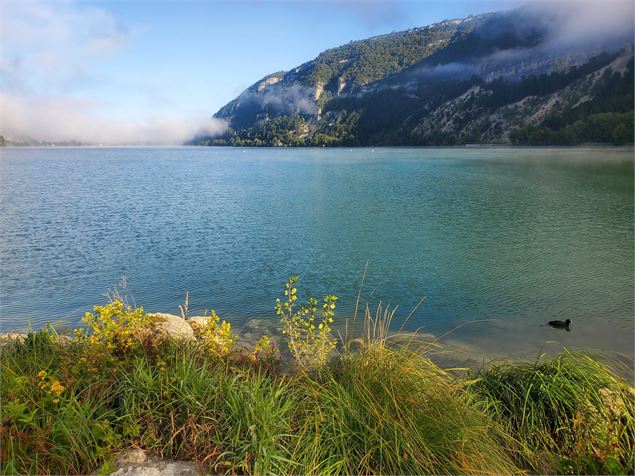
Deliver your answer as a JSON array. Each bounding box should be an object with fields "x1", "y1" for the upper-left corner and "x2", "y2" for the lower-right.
[{"x1": 197, "y1": 4, "x2": 634, "y2": 147}]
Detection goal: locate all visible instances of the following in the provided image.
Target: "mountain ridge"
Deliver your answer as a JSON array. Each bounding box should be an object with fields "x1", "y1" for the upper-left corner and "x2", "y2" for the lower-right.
[{"x1": 197, "y1": 4, "x2": 634, "y2": 147}]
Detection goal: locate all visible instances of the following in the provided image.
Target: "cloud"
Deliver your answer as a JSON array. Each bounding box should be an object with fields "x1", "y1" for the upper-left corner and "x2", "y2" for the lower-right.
[
  {"x1": 259, "y1": 84, "x2": 317, "y2": 115},
  {"x1": 410, "y1": 61, "x2": 480, "y2": 79},
  {"x1": 0, "y1": 0, "x2": 224, "y2": 145},
  {"x1": 404, "y1": 0, "x2": 633, "y2": 81},
  {"x1": 236, "y1": 83, "x2": 317, "y2": 116},
  {"x1": 1, "y1": 0, "x2": 129, "y2": 93},
  {"x1": 0, "y1": 91, "x2": 228, "y2": 145},
  {"x1": 522, "y1": 0, "x2": 634, "y2": 49}
]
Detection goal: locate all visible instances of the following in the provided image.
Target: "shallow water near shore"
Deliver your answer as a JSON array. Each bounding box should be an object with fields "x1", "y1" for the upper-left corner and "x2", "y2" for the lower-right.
[{"x1": 1, "y1": 146, "x2": 633, "y2": 364}]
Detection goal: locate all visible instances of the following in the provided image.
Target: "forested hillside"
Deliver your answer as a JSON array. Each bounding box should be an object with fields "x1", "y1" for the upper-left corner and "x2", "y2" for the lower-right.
[{"x1": 195, "y1": 5, "x2": 634, "y2": 147}]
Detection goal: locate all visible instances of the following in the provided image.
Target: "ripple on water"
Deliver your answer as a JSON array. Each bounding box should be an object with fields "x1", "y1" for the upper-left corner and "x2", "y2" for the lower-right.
[{"x1": 0, "y1": 147, "x2": 632, "y2": 361}]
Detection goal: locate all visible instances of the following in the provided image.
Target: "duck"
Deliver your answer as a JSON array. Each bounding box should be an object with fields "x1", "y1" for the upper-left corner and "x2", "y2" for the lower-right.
[{"x1": 548, "y1": 319, "x2": 571, "y2": 330}]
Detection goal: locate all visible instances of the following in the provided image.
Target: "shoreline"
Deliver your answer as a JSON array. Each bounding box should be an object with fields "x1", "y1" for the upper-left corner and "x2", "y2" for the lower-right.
[
  {"x1": 2, "y1": 305, "x2": 633, "y2": 475},
  {"x1": 3, "y1": 314, "x2": 633, "y2": 381},
  {"x1": 2, "y1": 143, "x2": 634, "y2": 149}
]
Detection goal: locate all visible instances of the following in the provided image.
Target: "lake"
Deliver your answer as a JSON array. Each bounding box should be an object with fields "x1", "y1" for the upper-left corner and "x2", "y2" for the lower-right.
[{"x1": 1, "y1": 146, "x2": 633, "y2": 362}]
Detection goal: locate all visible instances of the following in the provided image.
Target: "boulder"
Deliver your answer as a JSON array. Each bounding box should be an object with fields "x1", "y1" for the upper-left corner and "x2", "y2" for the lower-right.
[
  {"x1": 109, "y1": 462, "x2": 199, "y2": 476},
  {"x1": 186, "y1": 316, "x2": 211, "y2": 328},
  {"x1": 151, "y1": 313, "x2": 195, "y2": 341}
]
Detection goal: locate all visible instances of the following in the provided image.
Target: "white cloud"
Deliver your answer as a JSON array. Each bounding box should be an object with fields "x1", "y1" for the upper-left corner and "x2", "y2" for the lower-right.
[
  {"x1": 1, "y1": 0, "x2": 128, "y2": 91},
  {"x1": 522, "y1": 0, "x2": 634, "y2": 49},
  {"x1": 0, "y1": 91, "x2": 227, "y2": 145},
  {"x1": 0, "y1": 0, "x2": 224, "y2": 145}
]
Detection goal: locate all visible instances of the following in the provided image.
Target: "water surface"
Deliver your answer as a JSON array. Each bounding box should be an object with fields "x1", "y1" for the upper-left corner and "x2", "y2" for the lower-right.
[{"x1": 1, "y1": 147, "x2": 632, "y2": 361}]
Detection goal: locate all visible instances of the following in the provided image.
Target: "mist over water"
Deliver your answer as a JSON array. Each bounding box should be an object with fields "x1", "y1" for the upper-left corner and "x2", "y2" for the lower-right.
[{"x1": 0, "y1": 147, "x2": 632, "y2": 360}]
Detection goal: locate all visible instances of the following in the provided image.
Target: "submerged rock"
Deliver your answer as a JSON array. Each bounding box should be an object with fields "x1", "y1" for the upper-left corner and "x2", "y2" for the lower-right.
[{"x1": 239, "y1": 318, "x2": 284, "y2": 347}]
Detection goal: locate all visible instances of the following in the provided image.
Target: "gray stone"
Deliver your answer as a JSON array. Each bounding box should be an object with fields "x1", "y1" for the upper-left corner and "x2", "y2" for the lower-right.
[
  {"x1": 58, "y1": 335, "x2": 73, "y2": 345},
  {"x1": 116, "y1": 449, "x2": 147, "y2": 465},
  {"x1": 110, "y1": 458, "x2": 202, "y2": 476}
]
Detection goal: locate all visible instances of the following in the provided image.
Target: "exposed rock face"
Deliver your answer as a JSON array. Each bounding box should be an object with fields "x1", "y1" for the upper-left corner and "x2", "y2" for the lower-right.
[
  {"x1": 151, "y1": 313, "x2": 195, "y2": 340},
  {"x1": 337, "y1": 78, "x2": 347, "y2": 95},
  {"x1": 256, "y1": 73, "x2": 284, "y2": 92},
  {"x1": 314, "y1": 82, "x2": 324, "y2": 101}
]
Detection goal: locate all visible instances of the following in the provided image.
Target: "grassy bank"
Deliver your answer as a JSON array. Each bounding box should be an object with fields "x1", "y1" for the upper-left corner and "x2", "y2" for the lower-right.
[{"x1": 1, "y1": 280, "x2": 633, "y2": 475}]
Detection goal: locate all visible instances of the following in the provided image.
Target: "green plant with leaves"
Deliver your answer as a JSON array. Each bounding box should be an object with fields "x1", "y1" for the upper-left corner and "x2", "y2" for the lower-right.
[
  {"x1": 191, "y1": 310, "x2": 237, "y2": 357},
  {"x1": 1, "y1": 329, "x2": 122, "y2": 475},
  {"x1": 2, "y1": 279, "x2": 635, "y2": 475},
  {"x1": 251, "y1": 335, "x2": 280, "y2": 370},
  {"x1": 275, "y1": 276, "x2": 337, "y2": 369}
]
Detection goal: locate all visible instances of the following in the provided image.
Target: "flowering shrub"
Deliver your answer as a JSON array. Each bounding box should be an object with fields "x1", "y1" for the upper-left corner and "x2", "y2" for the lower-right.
[
  {"x1": 78, "y1": 301, "x2": 158, "y2": 355},
  {"x1": 73, "y1": 301, "x2": 159, "y2": 379},
  {"x1": 275, "y1": 276, "x2": 337, "y2": 368},
  {"x1": 192, "y1": 310, "x2": 237, "y2": 357}
]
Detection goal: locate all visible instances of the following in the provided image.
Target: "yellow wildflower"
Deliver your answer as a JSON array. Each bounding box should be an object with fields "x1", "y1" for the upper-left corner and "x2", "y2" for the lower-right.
[{"x1": 49, "y1": 380, "x2": 65, "y2": 396}]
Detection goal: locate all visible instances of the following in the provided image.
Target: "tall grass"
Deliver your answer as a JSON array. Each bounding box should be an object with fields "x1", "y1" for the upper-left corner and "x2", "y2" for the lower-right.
[
  {"x1": 116, "y1": 344, "x2": 294, "y2": 474},
  {"x1": 290, "y1": 346, "x2": 518, "y2": 475},
  {"x1": 469, "y1": 350, "x2": 635, "y2": 474},
  {"x1": 2, "y1": 301, "x2": 634, "y2": 475},
  {"x1": 1, "y1": 328, "x2": 119, "y2": 475}
]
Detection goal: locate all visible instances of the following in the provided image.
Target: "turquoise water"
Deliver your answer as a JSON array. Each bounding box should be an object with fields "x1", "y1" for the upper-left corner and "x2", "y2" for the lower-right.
[{"x1": 0, "y1": 147, "x2": 633, "y2": 359}]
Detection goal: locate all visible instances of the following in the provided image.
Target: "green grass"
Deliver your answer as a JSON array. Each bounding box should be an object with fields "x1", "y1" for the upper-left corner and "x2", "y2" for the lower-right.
[
  {"x1": 1, "y1": 316, "x2": 633, "y2": 475},
  {"x1": 289, "y1": 346, "x2": 518, "y2": 475},
  {"x1": 468, "y1": 351, "x2": 635, "y2": 475}
]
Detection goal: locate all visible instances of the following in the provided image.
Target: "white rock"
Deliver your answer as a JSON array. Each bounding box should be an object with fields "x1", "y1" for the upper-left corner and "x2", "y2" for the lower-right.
[
  {"x1": 0, "y1": 332, "x2": 73, "y2": 348},
  {"x1": 151, "y1": 313, "x2": 195, "y2": 341},
  {"x1": 0, "y1": 333, "x2": 27, "y2": 345}
]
